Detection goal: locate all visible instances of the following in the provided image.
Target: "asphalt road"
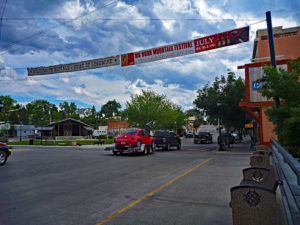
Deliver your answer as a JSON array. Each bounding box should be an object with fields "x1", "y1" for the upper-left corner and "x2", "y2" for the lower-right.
[{"x1": 0, "y1": 138, "x2": 251, "y2": 225}]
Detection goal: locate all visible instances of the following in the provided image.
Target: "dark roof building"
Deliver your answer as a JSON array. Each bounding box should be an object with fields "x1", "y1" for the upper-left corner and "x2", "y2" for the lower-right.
[{"x1": 37, "y1": 118, "x2": 93, "y2": 137}]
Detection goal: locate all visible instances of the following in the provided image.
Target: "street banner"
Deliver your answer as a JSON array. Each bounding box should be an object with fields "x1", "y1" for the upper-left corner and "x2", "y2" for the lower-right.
[
  {"x1": 27, "y1": 55, "x2": 120, "y2": 76},
  {"x1": 121, "y1": 40, "x2": 195, "y2": 67},
  {"x1": 121, "y1": 26, "x2": 249, "y2": 67}
]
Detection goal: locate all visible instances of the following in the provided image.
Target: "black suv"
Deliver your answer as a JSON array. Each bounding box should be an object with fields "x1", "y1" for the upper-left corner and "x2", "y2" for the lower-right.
[
  {"x1": 194, "y1": 131, "x2": 213, "y2": 144},
  {"x1": 0, "y1": 142, "x2": 11, "y2": 166},
  {"x1": 154, "y1": 131, "x2": 181, "y2": 150}
]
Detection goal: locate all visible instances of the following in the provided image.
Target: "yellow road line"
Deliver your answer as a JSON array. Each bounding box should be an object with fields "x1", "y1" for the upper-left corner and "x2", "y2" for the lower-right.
[{"x1": 96, "y1": 157, "x2": 212, "y2": 225}]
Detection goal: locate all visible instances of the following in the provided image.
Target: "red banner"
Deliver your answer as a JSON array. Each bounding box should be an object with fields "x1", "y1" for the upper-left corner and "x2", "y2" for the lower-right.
[
  {"x1": 121, "y1": 26, "x2": 249, "y2": 67},
  {"x1": 194, "y1": 26, "x2": 249, "y2": 53}
]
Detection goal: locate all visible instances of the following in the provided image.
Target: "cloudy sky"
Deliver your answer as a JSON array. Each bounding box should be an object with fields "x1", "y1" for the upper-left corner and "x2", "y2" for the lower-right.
[{"x1": 0, "y1": 0, "x2": 299, "y2": 110}]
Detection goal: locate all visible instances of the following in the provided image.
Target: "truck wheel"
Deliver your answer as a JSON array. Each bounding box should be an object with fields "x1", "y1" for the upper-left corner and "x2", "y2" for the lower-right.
[
  {"x1": 166, "y1": 143, "x2": 170, "y2": 151},
  {"x1": 150, "y1": 142, "x2": 155, "y2": 154},
  {"x1": 113, "y1": 150, "x2": 118, "y2": 155},
  {"x1": 143, "y1": 147, "x2": 148, "y2": 155},
  {"x1": 136, "y1": 140, "x2": 141, "y2": 148},
  {"x1": 0, "y1": 150, "x2": 8, "y2": 165},
  {"x1": 177, "y1": 142, "x2": 181, "y2": 150}
]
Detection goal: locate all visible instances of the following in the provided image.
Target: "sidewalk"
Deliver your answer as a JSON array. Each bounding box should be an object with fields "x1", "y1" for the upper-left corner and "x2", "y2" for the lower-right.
[{"x1": 217, "y1": 136, "x2": 253, "y2": 153}]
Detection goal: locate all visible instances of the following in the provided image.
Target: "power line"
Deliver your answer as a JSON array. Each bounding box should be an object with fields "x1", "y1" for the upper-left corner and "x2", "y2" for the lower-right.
[
  {"x1": 0, "y1": 0, "x2": 120, "y2": 54},
  {"x1": 0, "y1": 18, "x2": 265, "y2": 57},
  {"x1": 0, "y1": 0, "x2": 8, "y2": 39},
  {"x1": 1, "y1": 20, "x2": 264, "y2": 78},
  {"x1": 0, "y1": 0, "x2": 144, "y2": 56},
  {"x1": 1, "y1": 43, "x2": 251, "y2": 83},
  {"x1": 2, "y1": 17, "x2": 265, "y2": 21}
]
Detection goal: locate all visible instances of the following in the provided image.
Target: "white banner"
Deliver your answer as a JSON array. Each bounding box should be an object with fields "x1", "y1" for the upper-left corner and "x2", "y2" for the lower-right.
[
  {"x1": 134, "y1": 40, "x2": 195, "y2": 64},
  {"x1": 27, "y1": 55, "x2": 120, "y2": 76}
]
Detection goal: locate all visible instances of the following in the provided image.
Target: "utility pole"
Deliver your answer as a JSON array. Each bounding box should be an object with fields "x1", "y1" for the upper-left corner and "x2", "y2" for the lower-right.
[{"x1": 266, "y1": 11, "x2": 280, "y2": 107}]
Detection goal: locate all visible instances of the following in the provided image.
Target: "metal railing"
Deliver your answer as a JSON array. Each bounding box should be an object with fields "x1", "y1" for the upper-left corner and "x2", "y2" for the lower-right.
[{"x1": 270, "y1": 138, "x2": 300, "y2": 225}]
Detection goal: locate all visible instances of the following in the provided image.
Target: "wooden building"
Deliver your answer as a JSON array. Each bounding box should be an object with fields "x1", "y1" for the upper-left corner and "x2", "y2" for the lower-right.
[{"x1": 38, "y1": 118, "x2": 93, "y2": 138}]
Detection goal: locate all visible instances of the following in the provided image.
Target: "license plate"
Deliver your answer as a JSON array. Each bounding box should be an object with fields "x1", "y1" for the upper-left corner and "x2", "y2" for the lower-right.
[{"x1": 121, "y1": 142, "x2": 125, "y2": 144}]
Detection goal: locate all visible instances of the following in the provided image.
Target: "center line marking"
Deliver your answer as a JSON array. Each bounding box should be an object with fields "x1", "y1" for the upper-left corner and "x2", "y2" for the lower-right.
[{"x1": 96, "y1": 157, "x2": 212, "y2": 225}]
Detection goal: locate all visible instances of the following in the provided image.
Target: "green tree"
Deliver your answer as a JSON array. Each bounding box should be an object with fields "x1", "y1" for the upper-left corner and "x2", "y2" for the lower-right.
[
  {"x1": 81, "y1": 106, "x2": 99, "y2": 129},
  {"x1": 26, "y1": 100, "x2": 54, "y2": 126},
  {"x1": 194, "y1": 71, "x2": 248, "y2": 132},
  {"x1": 122, "y1": 90, "x2": 187, "y2": 131},
  {"x1": 59, "y1": 101, "x2": 79, "y2": 119},
  {"x1": 100, "y1": 100, "x2": 121, "y2": 118},
  {"x1": 0, "y1": 95, "x2": 17, "y2": 122},
  {"x1": 261, "y1": 57, "x2": 300, "y2": 157}
]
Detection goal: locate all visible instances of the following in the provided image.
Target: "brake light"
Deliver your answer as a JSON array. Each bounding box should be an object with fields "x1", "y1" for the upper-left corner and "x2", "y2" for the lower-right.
[{"x1": 163, "y1": 138, "x2": 167, "y2": 143}]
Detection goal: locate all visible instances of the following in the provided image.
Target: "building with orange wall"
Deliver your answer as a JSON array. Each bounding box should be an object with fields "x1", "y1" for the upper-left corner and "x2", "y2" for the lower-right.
[
  {"x1": 239, "y1": 26, "x2": 300, "y2": 146},
  {"x1": 107, "y1": 120, "x2": 129, "y2": 136}
]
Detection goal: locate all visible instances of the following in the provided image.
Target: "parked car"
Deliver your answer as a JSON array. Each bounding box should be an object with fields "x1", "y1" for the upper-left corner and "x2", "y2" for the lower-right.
[
  {"x1": 114, "y1": 128, "x2": 155, "y2": 155},
  {"x1": 154, "y1": 130, "x2": 181, "y2": 150},
  {"x1": 0, "y1": 142, "x2": 11, "y2": 166},
  {"x1": 186, "y1": 131, "x2": 194, "y2": 138},
  {"x1": 194, "y1": 131, "x2": 213, "y2": 144},
  {"x1": 231, "y1": 132, "x2": 242, "y2": 143},
  {"x1": 217, "y1": 132, "x2": 235, "y2": 146}
]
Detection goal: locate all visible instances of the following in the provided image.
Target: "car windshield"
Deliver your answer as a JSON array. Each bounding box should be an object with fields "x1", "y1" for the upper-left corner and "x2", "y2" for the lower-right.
[
  {"x1": 154, "y1": 131, "x2": 169, "y2": 137},
  {"x1": 122, "y1": 129, "x2": 138, "y2": 135}
]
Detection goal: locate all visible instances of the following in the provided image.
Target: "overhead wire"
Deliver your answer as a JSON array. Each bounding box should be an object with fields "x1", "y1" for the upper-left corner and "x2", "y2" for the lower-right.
[
  {"x1": 0, "y1": 0, "x2": 146, "y2": 56},
  {"x1": 0, "y1": 0, "x2": 8, "y2": 39},
  {"x1": 2, "y1": 17, "x2": 265, "y2": 21},
  {"x1": 0, "y1": 0, "x2": 265, "y2": 55},
  {"x1": 1, "y1": 19, "x2": 264, "y2": 74},
  {"x1": 0, "y1": 0, "x2": 121, "y2": 54},
  {"x1": 0, "y1": 17, "x2": 265, "y2": 57},
  {"x1": 1, "y1": 42, "x2": 252, "y2": 83},
  {"x1": 0, "y1": 18, "x2": 266, "y2": 83}
]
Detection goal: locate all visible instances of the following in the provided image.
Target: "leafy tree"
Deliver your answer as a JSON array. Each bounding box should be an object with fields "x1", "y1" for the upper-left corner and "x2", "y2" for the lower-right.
[
  {"x1": 261, "y1": 57, "x2": 300, "y2": 157},
  {"x1": 100, "y1": 100, "x2": 121, "y2": 118},
  {"x1": 122, "y1": 90, "x2": 187, "y2": 131},
  {"x1": 59, "y1": 101, "x2": 79, "y2": 119},
  {"x1": 91, "y1": 105, "x2": 96, "y2": 116},
  {"x1": 26, "y1": 99, "x2": 54, "y2": 126},
  {"x1": 81, "y1": 106, "x2": 99, "y2": 129},
  {"x1": 0, "y1": 95, "x2": 17, "y2": 122},
  {"x1": 194, "y1": 71, "x2": 248, "y2": 132},
  {"x1": 186, "y1": 108, "x2": 204, "y2": 119}
]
